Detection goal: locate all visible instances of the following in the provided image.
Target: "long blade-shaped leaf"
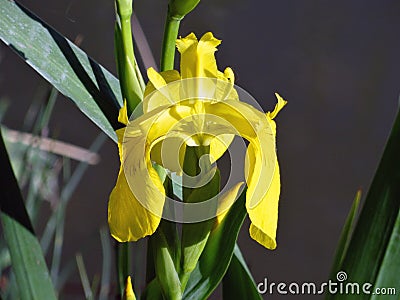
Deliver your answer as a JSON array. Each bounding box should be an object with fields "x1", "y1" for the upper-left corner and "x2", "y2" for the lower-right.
[
  {"x1": 183, "y1": 190, "x2": 247, "y2": 300},
  {"x1": 328, "y1": 190, "x2": 361, "y2": 280},
  {"x1": 0, "y1": 128, "x2": 57, "y2": 300},
  {"x1": 222, "y1": 244, "x2": 262, "y2": 300},
  {"x1": 330, "y1": 106, "x2": 400, "y2": 299},
  {"x1": 370, "y1": 208, "x2": 400, "y2": 300},
  {"x1": 0, "y1": 0, "x2": 123, "y2": 141}
]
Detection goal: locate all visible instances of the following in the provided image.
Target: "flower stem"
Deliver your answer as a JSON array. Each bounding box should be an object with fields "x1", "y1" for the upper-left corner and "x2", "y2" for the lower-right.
[
  {"x1": 160, "y1": 9, "x2": 181, "y2": 71},
  {"x1": 115, "y1": 0, "x2": 143, "y2": 116}
]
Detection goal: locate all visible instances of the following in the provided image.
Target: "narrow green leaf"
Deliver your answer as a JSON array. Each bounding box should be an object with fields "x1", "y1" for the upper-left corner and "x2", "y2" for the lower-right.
[
  {"x1": 117, "y1": 242, "x2": 131, "y2": 297},
  {"x1": 370, "y1": 208, "x2": 400, "y2": 300},
  {"x1": 222, "y1": 244, "x2": 262, "y2": 300},
  {"x1": 99, "y1": 227, "x2": 112, "y2": 300},
  {"x1": 180, "y1": 170, "x2": 220, "y2": 290},
  {"x1": 152, "y1": 229, "x2": 182, "y2": 300},
  {"x1": 76, "y1": 253, "x2": 93, "y2": 300},
  {"x1": 183, "y1": 189, "x2": 247, "y2": 300},
  {"x1": 0, "y1": 128, "x2": 57, "y2": 300},
  {"x1": 0, "y1": 0, "x2": 123, "y2": 141},
  {"x1": 329, "y1": 190, "x2": 361, "y2": 280},
  {"x1": 329, "y1": 106, "x2": 400, "y2": 299}
]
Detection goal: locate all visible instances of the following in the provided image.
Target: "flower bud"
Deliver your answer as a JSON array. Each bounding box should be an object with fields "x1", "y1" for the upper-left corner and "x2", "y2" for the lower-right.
[{"x1": 169, "y1": 0, "x2": 201, "y2": 19}]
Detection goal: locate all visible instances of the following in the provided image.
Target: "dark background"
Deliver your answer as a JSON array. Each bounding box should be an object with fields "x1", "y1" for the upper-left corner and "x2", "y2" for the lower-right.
[{"x1": 1, "y1": 0, "x2": 400, "y2": 299}]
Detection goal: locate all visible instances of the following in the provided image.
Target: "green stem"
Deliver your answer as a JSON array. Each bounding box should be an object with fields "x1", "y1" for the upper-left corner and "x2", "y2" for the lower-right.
[
  {"x1": 117, "y1": 242, "x2": 131, "y2": 297},
  {"x1": 161, "y1": 9, "x2": 181, "y2": 71},
  {"x1": 115, "y1": 0, "x2": 143, "y2": 116}
]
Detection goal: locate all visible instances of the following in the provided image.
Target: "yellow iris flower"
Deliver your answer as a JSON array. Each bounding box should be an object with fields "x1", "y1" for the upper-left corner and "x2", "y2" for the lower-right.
[{"x1": 108, "y1": 32, "x2": 286, "y2": 249}]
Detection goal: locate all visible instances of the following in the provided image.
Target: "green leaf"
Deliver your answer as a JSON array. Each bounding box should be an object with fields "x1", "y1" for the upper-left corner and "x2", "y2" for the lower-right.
[
  {"x1": 370, "y1": 208, "x2": 400, "y2": 300},
  {"x1": 152, "y1": 228, "x2": 182, "y2": 300},
  {"x1": 180, "y1": 169, "x2": 220, "y2": 290},
  {"x1": 328, "y1": 107, "x2": 400, "y2": 299},
  {"x1": 183, "y1": 189, "x2": 247, "y2": 300},
  {"x1": 222, "y1": 244, "x2": 262, "y2": 300},
  {"x1": 0, "y1": 0, "x2": 123, "y2": 141},
  {"x1": 0, "y1": 128, "x2": 57, "y2": 300},
  {"x1": 329, "y1": 190, "x2": 361, "y2": 280}
]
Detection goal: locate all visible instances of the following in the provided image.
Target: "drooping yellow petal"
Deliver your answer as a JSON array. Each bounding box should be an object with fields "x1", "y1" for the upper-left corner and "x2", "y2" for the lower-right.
[
  {"x1": 246, "y1": 94, "x2": 286, "y2": 249},
  {"x1": 248, "y1": 159, "x2": 280, "y2": 249},
  {"x1": 108, "y1": 119, "x2": 166, "y2": 242},
  {"x1": 176, "y1": 32, "x2": 221, "y2": 79},
  {"x1": 108, "y1": 168, "x2": 161, "y2": 242},
  {"x1": 203, "y1": 100, "x2": 277, "y2": 209}
]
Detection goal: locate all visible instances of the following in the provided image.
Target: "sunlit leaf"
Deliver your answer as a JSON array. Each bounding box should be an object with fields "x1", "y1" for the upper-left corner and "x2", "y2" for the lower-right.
[{"x1": 0, "y1": 0, "x2": 123, "y2": 141}]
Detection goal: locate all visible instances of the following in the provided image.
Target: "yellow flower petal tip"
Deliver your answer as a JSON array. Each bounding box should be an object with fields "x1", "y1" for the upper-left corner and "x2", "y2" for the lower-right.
[
  {"x1": 176, "y1": 32, "x2": 222, "y2": 78},
  {"x1": 147, "y1": 67, "x2": 167, "y2": 90},
  {"x1": 199, "y1": 32, "x2": 222, "y2": 49},
  {"x1": 249, "y1": 224, "x2": 277, "y2": 250},
  {"x1": 269, "y1": 93, "x2": 288, "y2": 119},
  {"x1": 223, "y1": 67, "x2": 235, "y2": 83},
  {"x1": 176, "y1": 32, "x2": 221, "y2": 54},
  {"x1": 118, "y1": 100, "x2": 129, "y2": 125},
  {"x1": 124, "y1": 276, "x2": 136, "y2": 300}
]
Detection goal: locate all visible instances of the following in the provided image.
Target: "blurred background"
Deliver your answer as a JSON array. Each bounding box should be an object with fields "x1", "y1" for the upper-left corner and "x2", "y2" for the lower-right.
[{"x1": 1, "y1": 0, "x2": 400, "y2": 299}]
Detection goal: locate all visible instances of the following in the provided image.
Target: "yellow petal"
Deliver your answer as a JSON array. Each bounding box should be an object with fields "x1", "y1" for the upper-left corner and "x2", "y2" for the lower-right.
[
  {"x1": 203, "y1": 100, "x2": 276, "y2": 209},
  {"x1": 209, "y1": 134, "x2": 233, "y2": 163},
  {"x1": 209, "y1": 68, "x2": 238, "y2": 161},
  {"x1": 246, "y1": 94, "x2": 285, "y2": 249},
  {"x1": 118, "y1": 100, "x2": 129, "y2": 125},
  {"x1": 269, "y1": 93, "x2": 287, "y2": 120},
  {"x1": 143, "y1": 69, "x2": 181, "y2": 113},
  {"x1": 124, "y1": 276, "x2": 136, "y2": 300},
  {"x1": 108, "y1": 115, "x2": 168, "y2": 241},
  {"x1": 108, "y1": 167, "x2": 161, "y2": 242},
  {"x1": 248, "y1": 159, "x2": 280, "y2": 249},
  {"x1": 150, "y1": 137, "x2": 186, "y2": 174},
  {"x1": 267, "y1": 93, "x2": 287, "y2": 135},
  {"x1": 216, "y1": 182, "x2": 245, "y2": 224},
  {"x1": 176, "y1": 32, "x2": 221, "y2": 79}
]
